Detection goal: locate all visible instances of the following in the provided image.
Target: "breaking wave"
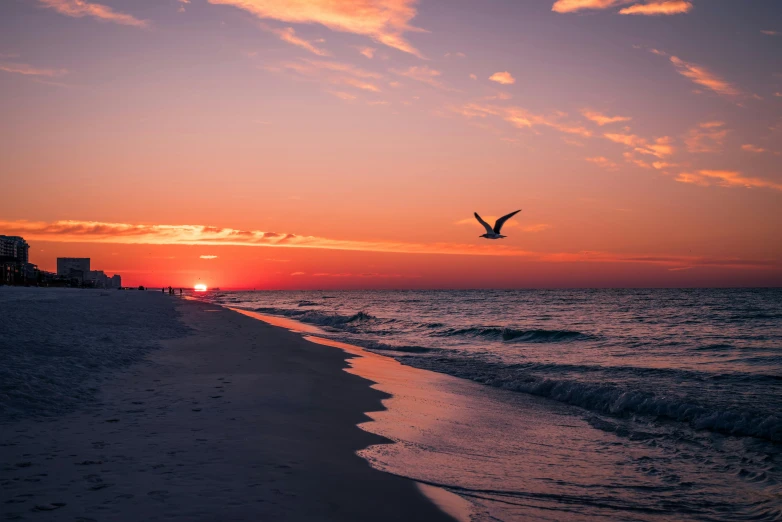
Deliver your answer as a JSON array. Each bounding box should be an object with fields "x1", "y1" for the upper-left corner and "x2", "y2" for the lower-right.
[
  {"x1": 398, "y1": 356, "x2": 782, "y2": 443},
  {"x1": 436, "y1": 327, "x2": 589, "y2": 343}
]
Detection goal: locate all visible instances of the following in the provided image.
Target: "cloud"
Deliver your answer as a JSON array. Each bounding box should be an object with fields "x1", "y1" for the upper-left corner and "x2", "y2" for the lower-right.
[
  {"x1": 618, "y1": 1, "x2": 692, "y2": 15},
  {"x1": 199, "y1": 255, "x2": 219, "y2": 259},
  {"x1": 652, "y1": 161, "x2": 676, "y2": 170},
  {"x1": 273, "y1": 58, "x2": 383, "y2": 92},
  {"x1": 741, "y1": 144, "x2": 766, "y2": 153},
  {"x1": 666, "y1": 54, "x2": 741, "y2": 97},
  {"x1": 489, "y1": 71, "x2": 515, "y2": 85},
  {"x1": 358, "y1": 46, "x2": 376, "y2": 58},
  {"x1": 586, "y1": 156, "x2": 619, "y2": 170},
  {"x1": 552, "y1": 0, "x2": 691, "y2": 15},
  {"x1": 604, "y1": 132, "x2": 674, "y2": 157},
  {"x1": 551, "y1": 0, "x2": 630, "y2": 13},
  {"x1": 469, "y1": 74, "x2": 477, "y2": 80},
  {"x1": 581, "y1": 109, "x2": 631, "y2": 126},
  {"x1": 4, "y1": 219, "x2": 774, "y2": 270},
  {"x1": 0, "y1": 62, "x2": 67, "y2": 77},
  {"x1": 684, "y1": 121, "x2": 728, "y2": 153},
  {"x1": 208, "y1": 0, "x2": 424, "y2": 57},
  {"x1": 37, "y1": 0, "x2": 149, "y2": 28},
  {"x1": 675, "y1": 170, "x2": 782, "y2": 191},
  {"x1": 311, "y1": 272, "x2": 412, "y2": 278},
  {"x1": 761, "y1": 30, "x2": 780, "y2": 36},
  {"x1": 393, "y1": 65, "x2": 451, "y2": 90},
  {"x1": 263, "y1": 25, "x2": 330, "y2": 56},
  {"x1": 453, "y1": 218, "x2": 552, "y2": 234},
  {"x1": 290, "y1": 272, "x2": 306, "y2": 276},
  {"x1": 521, "y1": 224, "x2": 553, "y2": 233},
  {"x1": 329, "y1": 90, "x2": 357, "y2": 100},
  {"x1": 455, "y1": 103, "x2": 592, "y2": 137}
]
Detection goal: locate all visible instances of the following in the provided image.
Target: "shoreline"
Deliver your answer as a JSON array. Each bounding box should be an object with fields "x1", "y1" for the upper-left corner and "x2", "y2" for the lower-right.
[{"x1": 0, "y1": 288, "x2": 455, "y2": 521}]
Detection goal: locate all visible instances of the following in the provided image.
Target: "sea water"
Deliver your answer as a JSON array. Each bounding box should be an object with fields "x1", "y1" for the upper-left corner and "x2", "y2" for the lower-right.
[{"x1": 204, "y1": 289, "x2": 782, "y2": 520}]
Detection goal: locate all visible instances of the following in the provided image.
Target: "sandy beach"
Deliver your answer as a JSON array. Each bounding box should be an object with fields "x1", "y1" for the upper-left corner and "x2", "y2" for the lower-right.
[{"x1": 0, "y1": 288, "x2": 454, "y2": 521}]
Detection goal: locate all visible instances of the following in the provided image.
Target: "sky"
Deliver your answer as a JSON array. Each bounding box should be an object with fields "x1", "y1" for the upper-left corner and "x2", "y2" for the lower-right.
[{"x1": 1, "y1": 0, "x2": 781, "y2": 289}]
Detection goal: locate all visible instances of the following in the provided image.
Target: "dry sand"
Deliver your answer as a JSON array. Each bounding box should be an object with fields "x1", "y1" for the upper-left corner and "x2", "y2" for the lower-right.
[{"x1": 0, "y1": 291, "x2": 453, "y2": 521}]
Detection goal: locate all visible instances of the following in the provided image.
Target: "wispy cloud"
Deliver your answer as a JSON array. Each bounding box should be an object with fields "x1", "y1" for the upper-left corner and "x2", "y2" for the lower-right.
[
  {"x1": 761, "y1": 30, "x2": 780, "y2": 36},
  {"x1": 604, "y1": 132, "x2": 674, "y2": 157},
  {"x1": 358, "y1": 46, "x2": 376, "y2": 59},
  {"x1": 0, "y1": 62, "x2": 67, "y2": 77},
  {"x1": 453, "y1": 217, "x2": 552, "y2": 232},
  {"x1": 581, "y1": 109, "x2": 631, "y2": 126},
  {"x1": 208, "y1": 0, "x2": 425, "y2": 57},
  {"x1": 328, "y1": 90, "x2": 357, "y2": 100},
  {"x1": 262, "y1": 25, "x2": 330, "y2": 56},
  {"x1": 675, "y1": 170, "x2": 782, "y2": 191},
  {"x1": 489, "y1": 71, "x2": 515, "y2": 85},
  {"x1": 684, "y1": 121, "x2": 728, "y2": 153},
  {"x1": 552, "y1": 0, "x2": 691, "y2": 15},
  {"x1": 37, "y1": 0, "x2": 149, "y2": 28},
  {"x1": 586, "y1": 156, "x2": 619, "y2": 170},
  {"x1": 199, "y1": 255, "x2": 219, "y2": 259},
  {"x1": 657, "y1": 52, "x2": 742, "y2": 98},
  {"x1": 5, "y1": 219, "x2": 771, "y2": 269},
  {"x1": 618, "y1": 1, "x2": 692, "y2": 15},
  {"x1": 551, "y1": 0, "x2": 630, "y2": 13},
  {"x1": 454, "y1": 103, "x2": 592, "y2": 137},
  {"x1": 272, "y1": 58, "x2": 383, "y2": 93},
  {"x1": 393, "y1": 65, "x2": 452, "y2": 90},
  {"x1": 741, "y1": 144, "x2": 766, "y2": 153}
]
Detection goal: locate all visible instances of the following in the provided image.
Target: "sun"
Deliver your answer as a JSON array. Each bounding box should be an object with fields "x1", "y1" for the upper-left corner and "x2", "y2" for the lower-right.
[{"x1": 194, "y1": 283, "x2": 208, "y2": 292}]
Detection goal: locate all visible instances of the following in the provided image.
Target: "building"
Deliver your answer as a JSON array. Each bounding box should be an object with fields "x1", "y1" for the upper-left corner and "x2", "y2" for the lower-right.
[
  {"x1": 57, "y1": 258, "x2": 90, "y2": 279},
  {"x1": 111, "y1": 274, "x2": 121, "y2": 288},
  {"x1": 0, "y1": 236, "x2": 29, "y2": 264},
  {"x1": 0, "y1": 236, "x2": 32, "y2": 285}
]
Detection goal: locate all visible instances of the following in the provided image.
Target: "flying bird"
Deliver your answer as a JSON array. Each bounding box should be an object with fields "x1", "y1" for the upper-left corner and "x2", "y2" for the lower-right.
[{"x1": 474, "y1": 210, "x2": 521, "y2": 239}]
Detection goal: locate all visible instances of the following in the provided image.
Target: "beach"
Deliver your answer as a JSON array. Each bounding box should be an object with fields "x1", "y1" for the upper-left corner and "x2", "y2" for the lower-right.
[
  {"x1": 3, "y1": 288, "x2": 781, "y2": 521},
  {"x1": 0, "y1": 288, "x2": 455, "y2": 521}
]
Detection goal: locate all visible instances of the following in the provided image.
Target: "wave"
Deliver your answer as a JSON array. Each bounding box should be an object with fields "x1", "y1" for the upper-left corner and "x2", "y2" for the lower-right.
[
  {"x1": 252, "y1": 307, "x2": 381, "y2": 329},
  {"x1": 398, "y1": 356, "x2": 782, "y2": 443},
  {"x1": 437, "y1": 327, "x2": 589, "y2": 343}
]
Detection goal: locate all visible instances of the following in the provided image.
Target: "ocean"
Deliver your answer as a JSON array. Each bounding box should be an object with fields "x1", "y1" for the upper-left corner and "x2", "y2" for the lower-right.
[{"x1": 201, "y1": 289, "x2": 782, "y2": 520}]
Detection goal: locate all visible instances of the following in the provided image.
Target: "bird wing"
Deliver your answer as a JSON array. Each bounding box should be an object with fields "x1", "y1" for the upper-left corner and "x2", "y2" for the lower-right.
[
  {"x1": 474, "y1": 212, "x2": 494, "y2": 234},
  {"x1": 493, "y1": 209, "x2": 521, "y2": 233}
]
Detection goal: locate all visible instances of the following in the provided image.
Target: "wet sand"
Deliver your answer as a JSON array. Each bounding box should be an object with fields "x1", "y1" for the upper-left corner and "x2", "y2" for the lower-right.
[{"x1": 0, "y1": 292, "x2": 453, "y2": 521}]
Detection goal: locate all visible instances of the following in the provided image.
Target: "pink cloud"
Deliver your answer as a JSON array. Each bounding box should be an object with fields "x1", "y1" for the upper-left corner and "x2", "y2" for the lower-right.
[{"x1": 38, "y1": 0, "x2": 149, "y2": 28}]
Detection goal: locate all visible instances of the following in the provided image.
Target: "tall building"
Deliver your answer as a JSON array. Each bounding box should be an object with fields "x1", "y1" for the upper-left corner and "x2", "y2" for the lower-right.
[
  {"x1": 57, "y1": 258, "x2": 90, "y2": 278},
  {"x1": 0, "y1": 236, "x2": 29, "y2": 264},
  {"x1": 111, "y1": 274, "x2": 122, "y2": 288}
]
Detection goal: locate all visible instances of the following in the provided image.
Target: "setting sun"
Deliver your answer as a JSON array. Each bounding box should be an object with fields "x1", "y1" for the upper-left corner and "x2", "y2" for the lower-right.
[{"x1": 194, "y1": 284, "x2": 207, "y2": 292}]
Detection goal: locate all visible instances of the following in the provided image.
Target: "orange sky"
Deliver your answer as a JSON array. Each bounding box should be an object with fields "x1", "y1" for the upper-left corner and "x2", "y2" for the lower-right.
[{"x1": 1, "y1": 0, "x2": 780, "y2": 288}]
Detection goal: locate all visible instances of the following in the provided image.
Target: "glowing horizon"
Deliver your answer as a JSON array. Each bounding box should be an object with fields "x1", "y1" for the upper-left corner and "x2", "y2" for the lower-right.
[{"x1": 1, "y1": 0, "x2": 780, "y2": 288}]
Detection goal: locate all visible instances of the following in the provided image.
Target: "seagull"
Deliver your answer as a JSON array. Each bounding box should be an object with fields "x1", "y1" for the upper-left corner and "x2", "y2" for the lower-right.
[{"x1": 474, "y1": 210, "x2": 521, "y2": 239}]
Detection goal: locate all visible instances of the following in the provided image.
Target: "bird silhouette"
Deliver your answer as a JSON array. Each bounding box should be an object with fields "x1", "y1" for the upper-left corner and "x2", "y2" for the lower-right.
[{"x1": 474, "y1": 210, "x2": 521, "y2": 239}]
